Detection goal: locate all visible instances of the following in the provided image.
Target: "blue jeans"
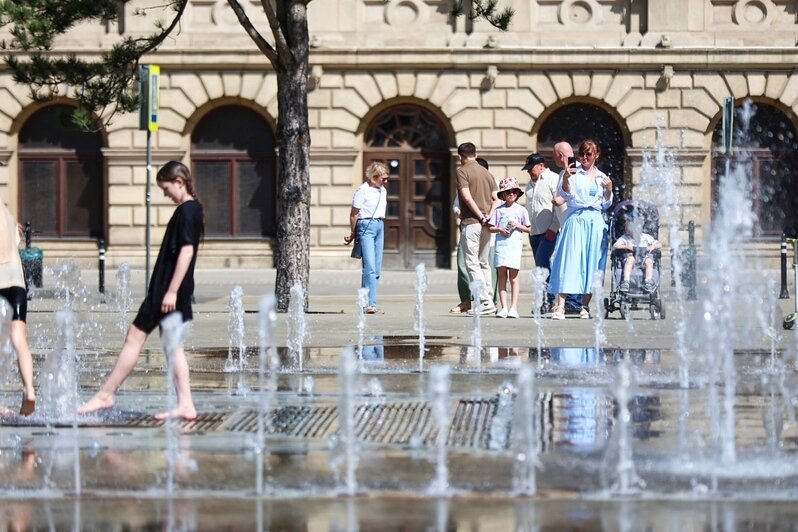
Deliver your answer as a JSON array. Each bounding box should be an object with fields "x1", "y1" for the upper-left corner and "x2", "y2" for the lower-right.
[
  {"x1": 530, "y1": 233, "x2": 582, "y2": 309},
  {"x1": 358, "y1": 218, "x2": 384, "y2": 307}
]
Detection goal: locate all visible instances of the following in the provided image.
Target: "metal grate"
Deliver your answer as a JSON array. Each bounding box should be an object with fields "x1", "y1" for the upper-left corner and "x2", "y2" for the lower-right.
[
  {"x1": 224, "y1": 399, "x2": 499, "y2": 450},
  {"x1": 114, "y1": 412, "x2": 228, "y2": 434}
]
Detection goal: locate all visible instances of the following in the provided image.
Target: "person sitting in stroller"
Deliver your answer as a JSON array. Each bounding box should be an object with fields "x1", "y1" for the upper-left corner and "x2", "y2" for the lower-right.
[{"x1": 613, "y1": 222, "x2": 662, "y2": 293}]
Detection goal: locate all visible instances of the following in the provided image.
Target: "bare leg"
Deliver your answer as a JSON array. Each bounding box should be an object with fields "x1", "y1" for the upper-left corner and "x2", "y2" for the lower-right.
[
  {"x1": 623, "y1": 255, "x2": 635, "y2": 281},
  {"x1": 508, "y1": 268, "x2": 520, "y2": 310},
  {"x1": 644, "y1": 257, "x2": 654, "y2": 281},
  {"x1": 582, "y1": 293, "x2": 592, "y2": 308},
  {"x1": 155, "y1": 346, "x2": 197, "y2": 421},
  {"x1": 11, "y1": 320, "x2": 36, "y2": 416},
  {"x1": 497, "y1": 267, "x2": 508, "y2": 310},
  {"x1": 78, "y1": 325, "x2": 148, "y2": 414}
]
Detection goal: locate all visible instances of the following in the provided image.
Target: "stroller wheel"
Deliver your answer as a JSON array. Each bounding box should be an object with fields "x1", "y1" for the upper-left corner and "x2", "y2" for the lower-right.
[
  {"x1": 658, "y1": 300, "x2": 666, "y2": 320},
  {"x1": 784, "y1": 312, "x2": 797, "y2": 330}
]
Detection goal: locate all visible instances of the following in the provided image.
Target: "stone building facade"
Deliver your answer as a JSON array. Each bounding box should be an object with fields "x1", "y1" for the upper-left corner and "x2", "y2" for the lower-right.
[{"x1": 0, "y1": 0, "x2": 796, "y2": 270}]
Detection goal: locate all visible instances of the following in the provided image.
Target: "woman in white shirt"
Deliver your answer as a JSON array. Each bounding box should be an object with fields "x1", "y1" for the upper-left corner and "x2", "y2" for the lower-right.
[{"x1": 344, "y1": 162, "x2": 389, "y2": 313}]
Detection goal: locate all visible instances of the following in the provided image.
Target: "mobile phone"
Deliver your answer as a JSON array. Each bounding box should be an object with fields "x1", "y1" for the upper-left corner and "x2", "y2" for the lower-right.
[{"x1": 567, "y1": 156, "x2": 577, "y2": 169}]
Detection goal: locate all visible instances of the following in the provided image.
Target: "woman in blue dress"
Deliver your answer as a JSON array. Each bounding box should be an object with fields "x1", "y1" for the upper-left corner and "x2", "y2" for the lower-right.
[{"x1": 548, "y1": 139, "x2": 613, "y2": 319}]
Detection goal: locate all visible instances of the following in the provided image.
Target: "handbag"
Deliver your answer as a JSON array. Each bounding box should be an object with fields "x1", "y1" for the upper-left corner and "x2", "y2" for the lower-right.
[
  {"x1": 349, "y1": 189, "x2": 383, "y2": 260},
  {"x1": 350, "y1": 236, "x2": 362, "y2": 259}
]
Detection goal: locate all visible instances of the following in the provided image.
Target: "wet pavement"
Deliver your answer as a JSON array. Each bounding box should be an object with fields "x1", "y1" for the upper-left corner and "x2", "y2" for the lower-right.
[{"x1": 1, "y1": 266, "x2": 797, "y2": 530}]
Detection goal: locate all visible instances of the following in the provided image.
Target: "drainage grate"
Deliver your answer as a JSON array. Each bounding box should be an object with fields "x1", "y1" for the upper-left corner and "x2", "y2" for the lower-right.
[
  {"x1": 116, "y1": 412, "x2": 228, "y2": 434},
  {"x1": 225, "y1": 399, "x2": 499, "y2": 450},
  {"x1": 225, "y1": 406, "x2": 337, "y2": 438}
]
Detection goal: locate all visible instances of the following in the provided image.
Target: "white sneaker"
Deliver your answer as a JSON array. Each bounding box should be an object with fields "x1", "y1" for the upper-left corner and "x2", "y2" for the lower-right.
[
  {"x1": 507, "y1": 308, "x2": 519, "y2": 318},
  {"x1": 496, "y1": 308, "x2": 508, "y2": 318},
  {"x1": 467, "y1": 302, "x2": 496, "y2": 316}
]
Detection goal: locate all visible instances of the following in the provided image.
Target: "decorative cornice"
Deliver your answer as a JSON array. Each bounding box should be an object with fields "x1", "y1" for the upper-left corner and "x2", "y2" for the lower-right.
[
  {"x1": 309, "y1": 149, "x2": 359, "y2": 165},
  {"x1": 8, "y1": 47, "x2": 798, "y2": 71},
  {"x1": 626, "y1": 148, "x2": 708, "y2": 165},
  {"x1": 102, "y1": 148, "x2": 186, "y2": 165}
]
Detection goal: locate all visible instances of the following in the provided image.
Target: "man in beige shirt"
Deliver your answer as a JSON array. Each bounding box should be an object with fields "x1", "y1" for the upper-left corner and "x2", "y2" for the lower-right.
[{"x1": 456, "y1": 142, "x2": 498, "y2": 315}]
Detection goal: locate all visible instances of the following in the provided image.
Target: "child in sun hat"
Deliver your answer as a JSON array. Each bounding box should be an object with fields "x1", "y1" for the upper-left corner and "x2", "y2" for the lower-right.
[{"x1": 487, "y1": 177, "x2": 531, "y2": 318}]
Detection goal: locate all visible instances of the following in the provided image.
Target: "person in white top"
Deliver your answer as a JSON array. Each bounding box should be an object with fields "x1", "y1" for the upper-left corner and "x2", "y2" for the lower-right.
[
  {"x1": 344, "y1": 162, "x2": 389, "y2": 314},
  {"x1": 613, "y1": 218, "x2": 662, "y2": 293},
  {"x1": 522, "y1": 152, "x2": 563, "y2": 310},
  {"x1": 0, "y1": 200, "x2": 36, "y2": 416},
  {"x1": 548, "y1": 139, "x2": 613, "y2": 320}
]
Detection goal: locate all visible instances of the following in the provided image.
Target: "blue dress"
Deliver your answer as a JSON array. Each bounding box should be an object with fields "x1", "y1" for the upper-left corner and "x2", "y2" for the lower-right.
[{"x1": 548, "y1": 169, "x2": 612, "y2": 295}]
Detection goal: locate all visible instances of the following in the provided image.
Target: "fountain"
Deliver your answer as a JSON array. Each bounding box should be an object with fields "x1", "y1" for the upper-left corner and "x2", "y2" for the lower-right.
[
  {"x1": 225, "y1": 285, "x2": 246, "y2": 373},
  {"x1": 113, "y1": 262, "x2": 133, "y2": 338},
  {"x1": 414, "y1": 263, "x2": 427, "y2": 372},
  {"x1": 0, "y1": 103, "x2": 797, "y2": 528},
  {"x1": 286, "y1": 282, "x2": 307, "y2": 371}
]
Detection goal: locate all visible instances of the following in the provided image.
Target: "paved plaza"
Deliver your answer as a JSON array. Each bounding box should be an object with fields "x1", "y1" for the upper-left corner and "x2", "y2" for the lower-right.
[{"x1": 0, "y1": 265, "x2": 797, "y2": 530}]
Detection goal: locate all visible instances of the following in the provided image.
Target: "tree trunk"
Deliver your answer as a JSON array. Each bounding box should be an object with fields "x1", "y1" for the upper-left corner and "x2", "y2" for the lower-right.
[{"x1": 274, "y1": 2, "x2": 310, "y2": 312}]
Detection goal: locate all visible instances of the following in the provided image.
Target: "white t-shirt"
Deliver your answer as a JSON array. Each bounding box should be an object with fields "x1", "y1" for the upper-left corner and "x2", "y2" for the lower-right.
[
  {"x1": 616, "y1": 232, "x2": 656, "y2": 249},
  {"x1": 352, "y1": 182, "x2": 387, "y2": 219}
]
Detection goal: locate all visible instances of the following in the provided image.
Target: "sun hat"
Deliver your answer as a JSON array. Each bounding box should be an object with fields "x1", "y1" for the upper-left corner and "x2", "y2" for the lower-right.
[{"x1": 497, "y1": 177, "x2": 524, "y2": 199}]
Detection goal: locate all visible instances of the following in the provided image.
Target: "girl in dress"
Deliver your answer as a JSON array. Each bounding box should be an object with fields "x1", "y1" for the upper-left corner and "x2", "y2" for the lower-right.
[{"x1": 487, "y1": 177, "x2": 531, "y2": 318}]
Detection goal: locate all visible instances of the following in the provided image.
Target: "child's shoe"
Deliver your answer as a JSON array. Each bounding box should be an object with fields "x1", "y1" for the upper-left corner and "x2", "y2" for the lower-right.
[
  {"x1": 496, "y1": 307, "x2": 509, "y2": 318},
  {"x1": 507, "y1": 308, "x2": 520, "y2": 318},
  {"x1": 642, "y1": 280, "x2": 655, "y2": 293},
  {"x1": 619, "y1": 280, "x2": 630, "y2": 292},
  {"x1": 550, "y1": 305, "x2": 565, "y2": 320}
]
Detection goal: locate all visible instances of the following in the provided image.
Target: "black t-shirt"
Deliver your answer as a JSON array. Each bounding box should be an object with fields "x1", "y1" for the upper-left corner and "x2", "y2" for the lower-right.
[{"x1": 147, "y1": 200, "x2": 203, "y2": 308}]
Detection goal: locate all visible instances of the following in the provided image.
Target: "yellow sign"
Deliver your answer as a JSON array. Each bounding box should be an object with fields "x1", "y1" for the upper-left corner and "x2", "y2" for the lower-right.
[{"x1": 139, "y1": 65, "x2": 160, "y2": 132}]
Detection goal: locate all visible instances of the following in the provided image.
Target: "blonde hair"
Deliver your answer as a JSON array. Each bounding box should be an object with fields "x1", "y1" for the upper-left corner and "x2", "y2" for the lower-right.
[{"x1": 365, "y1": 161, "x2": 389, "y2": 181}]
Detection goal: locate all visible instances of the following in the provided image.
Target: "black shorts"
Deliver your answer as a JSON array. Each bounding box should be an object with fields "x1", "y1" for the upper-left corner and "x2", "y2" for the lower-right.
[
  {"x1": 132, "y1": 295, "x2": 193, "y2": 334},
  {"x1": 0, "y1": 286, "x2": 28, "y2": 322}
]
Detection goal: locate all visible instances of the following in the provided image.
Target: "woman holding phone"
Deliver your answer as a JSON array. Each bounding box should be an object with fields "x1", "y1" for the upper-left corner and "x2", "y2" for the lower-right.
[{"x1": 548, "y1": 139, "x2": 613, "y2": 319}]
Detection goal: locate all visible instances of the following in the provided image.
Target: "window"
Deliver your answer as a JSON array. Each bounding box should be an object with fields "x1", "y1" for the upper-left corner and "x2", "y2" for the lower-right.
[
  {"x1": 711, "y1": 102, "x2": 798, "y2": 238},
  {"x1": 18, "y1": 105, "x2": 104, "y2": 238},
  {"x1": 191, "y1": 106, "x2": 277, "y2": 237},
  {"x1": 537, "y1": 103, "x2": 626, "y2": 202}
]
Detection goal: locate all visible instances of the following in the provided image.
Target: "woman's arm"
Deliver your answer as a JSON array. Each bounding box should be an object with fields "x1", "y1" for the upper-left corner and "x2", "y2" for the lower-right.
[
  {"x1": 161, "y1": 244, "x2": 194, "y2": 314},
  {"x1": 344, "y1": 206, "x2": 360, "y2": 244}
]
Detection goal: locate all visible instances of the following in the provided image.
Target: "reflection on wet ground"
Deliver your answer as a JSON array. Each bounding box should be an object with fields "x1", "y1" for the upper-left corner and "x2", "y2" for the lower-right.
[{"x1": 3, "y1": 342, "x2": 798, "y2": 528}]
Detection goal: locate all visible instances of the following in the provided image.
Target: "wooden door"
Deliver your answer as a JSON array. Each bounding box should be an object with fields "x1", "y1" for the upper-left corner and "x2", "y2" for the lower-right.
[{"x1": 364, "y1": 152, "x2": 449, "y2": 268}]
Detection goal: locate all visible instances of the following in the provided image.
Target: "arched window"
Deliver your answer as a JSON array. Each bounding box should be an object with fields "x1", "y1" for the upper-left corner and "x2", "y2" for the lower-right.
[
  {"x1": 191, "y1": 105, "x2": 277, "y2": 237},
  {"x1": 711, "y1": 102, "x2": 798, "y2": 238},
  {"x1": 537, "y1": 103, "x2": 626, "y2": 202},
  {"x1": 364, "y1": 105, "x2": 452, "y2": 268},
  {"x1": 18, "y1": 104, "x2": 104, "y2": 238}
]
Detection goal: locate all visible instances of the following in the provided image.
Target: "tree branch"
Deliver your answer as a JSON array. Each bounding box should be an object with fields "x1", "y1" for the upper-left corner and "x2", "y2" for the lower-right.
[
  {"x1": 261, "y1": 0, "x2": 294, "y2": 70},
  {"x1": 227, "y1": 0, "x2": 278, "y2": 65}
]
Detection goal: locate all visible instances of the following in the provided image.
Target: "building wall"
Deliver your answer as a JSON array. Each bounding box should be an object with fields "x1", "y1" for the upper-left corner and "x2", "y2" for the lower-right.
[{"x1": 0, "y1": 0, "x2": 796, "y2": 269}]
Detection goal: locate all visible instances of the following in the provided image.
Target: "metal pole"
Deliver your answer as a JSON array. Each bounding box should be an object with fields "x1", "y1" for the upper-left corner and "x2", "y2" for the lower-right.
[
  {"x1": 780, "y1": 233, "x2": 789, "y2": 299},
  {"x1": 687, "y1": 221, "x2": 697, "y2": 301},
  {"x1": 98, "y1": 238, "x2": 106, "y2": 304},
  {"x1": 98, "y1": 238, "x2": 106, "y2": 294},
  {"x1": 145, "y1": 128, "x2": 152, "y2": 295}
]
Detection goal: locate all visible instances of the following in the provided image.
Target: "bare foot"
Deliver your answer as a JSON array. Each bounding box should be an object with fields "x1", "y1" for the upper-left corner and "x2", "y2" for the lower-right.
[
  {"x1": 154, "y1": 406, "x2": 197, "y2": 421},
  {"x1": 19, "y1": 393, "x2": 36, "y2": 417},
  {"x1": 78, "y1": 392, "x2": 115, "y2": 415}
]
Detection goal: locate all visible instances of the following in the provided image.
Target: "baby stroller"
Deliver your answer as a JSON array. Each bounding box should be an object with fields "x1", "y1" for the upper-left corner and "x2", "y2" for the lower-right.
[{"x1": 603, "y1": 200, "x2": 665, "y2": 320}]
